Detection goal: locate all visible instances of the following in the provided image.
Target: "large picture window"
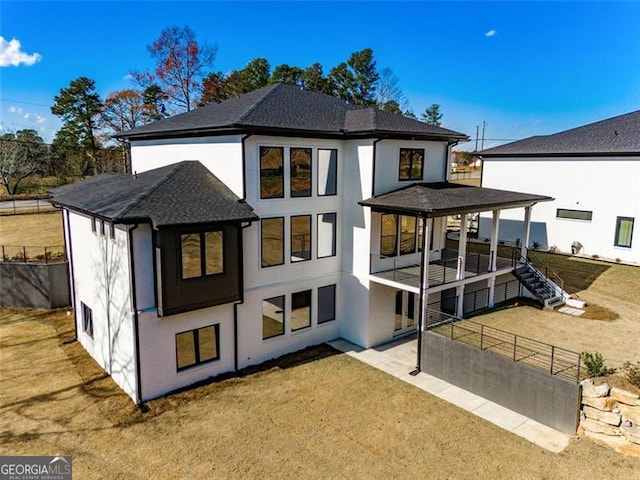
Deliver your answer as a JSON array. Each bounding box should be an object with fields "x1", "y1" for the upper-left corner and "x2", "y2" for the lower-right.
[
  {"x1": 291, "y1": 215, "x2": 312, "y2": 262},
  {"x1": 175, "y1": 325, "x2": 219, "y2": 371},
  {"x1": 181, "y1": 231, "x2": 224, "y2": 279},
  {"x1": 318, "y1": 284, "x2": 336, "y2": 324},
  {"x1": 291, "y1": 290, "x2": 311, "y2": 331},
  {"x1": 290, "y1": 148, "x2": 312, "y2": 197},
  {"x1": 318, "y1": 149, "x2": 337, "y2": 196},
  {"x1": 263, "y1": 296, "x2": 285, "y2": 339},
  {"x1": 261, "y1": 218, "x2": 284, "y2": 267},
  {"x1": 399, "y1": 215, "x2": 417, "y2": 255},
  {"x1": 380, "y1": 214, "x2": 398, "y2": 256},
  {"x1": 317, "y1": 213, "x2": 337, "y2": 258},
  {"x1": 260, "y1": 147, "x2": 284, "y2": 199},
  {"x1": 398, "y1": 148, "x2": 424, "y2": 181},
  {"x1": 614, "y1": 216, "x2": 634, "y2": 248}
]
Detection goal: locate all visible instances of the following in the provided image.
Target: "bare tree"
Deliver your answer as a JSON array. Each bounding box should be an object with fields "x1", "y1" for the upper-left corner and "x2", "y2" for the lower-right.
[{"x1": 0, "y1": 130, "x2": 48, "y2": 194}]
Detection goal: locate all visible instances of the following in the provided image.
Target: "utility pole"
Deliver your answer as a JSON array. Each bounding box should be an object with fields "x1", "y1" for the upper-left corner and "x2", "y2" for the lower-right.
[
  {"x1": 475, "y1": 125, "x2": 479, "y2": 152},
  {"x1": 481, "y1": 121, "x2": 487, "y2": 151}
]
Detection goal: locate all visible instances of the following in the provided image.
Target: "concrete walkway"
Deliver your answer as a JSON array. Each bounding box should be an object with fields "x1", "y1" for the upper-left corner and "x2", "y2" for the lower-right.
[{"x1": 328, "y1": 336, "x2": 572, "y2": 454}]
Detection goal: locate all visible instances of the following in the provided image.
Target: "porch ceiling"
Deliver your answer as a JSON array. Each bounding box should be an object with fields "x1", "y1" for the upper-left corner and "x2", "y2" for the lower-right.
[{"x1": 359, "y1": 182, "x2": 553, "y2": 217}]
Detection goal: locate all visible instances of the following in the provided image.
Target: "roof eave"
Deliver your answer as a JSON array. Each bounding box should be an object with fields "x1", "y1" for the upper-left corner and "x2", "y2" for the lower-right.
[{"x1": 480, "y1": 151, "x2": 640, "y2": 158}]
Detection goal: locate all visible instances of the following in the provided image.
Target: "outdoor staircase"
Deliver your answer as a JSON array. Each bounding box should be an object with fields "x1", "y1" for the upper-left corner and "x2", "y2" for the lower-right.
[{"x1": 513, "y1": 260, "x2": 566, "y2": 309}]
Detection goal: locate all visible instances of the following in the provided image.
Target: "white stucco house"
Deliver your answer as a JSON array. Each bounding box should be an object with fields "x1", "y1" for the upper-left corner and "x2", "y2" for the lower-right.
[
  {"x1": 478, "y1": 110, "x2": 640, "y2": 263},
  {"x1": 51, "y1": 84, "x2": 554, "y2": 404}
]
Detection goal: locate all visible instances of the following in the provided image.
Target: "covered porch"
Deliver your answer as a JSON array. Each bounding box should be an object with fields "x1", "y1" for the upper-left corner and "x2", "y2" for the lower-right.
[{"x1": 360, "y1": 182, "x2": 554, "y2": 318}]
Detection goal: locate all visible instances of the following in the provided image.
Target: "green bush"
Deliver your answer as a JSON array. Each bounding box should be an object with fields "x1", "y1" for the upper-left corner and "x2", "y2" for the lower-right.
[
  {"x1": 581, "y1": 351, "x2": 609, "y2": 378},
  {"x1": 622, "y1": 361, "x2": 640, "y2": 387}
]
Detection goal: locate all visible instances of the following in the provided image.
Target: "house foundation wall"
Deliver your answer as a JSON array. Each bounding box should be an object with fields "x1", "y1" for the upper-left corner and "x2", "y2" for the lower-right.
[{"x1": 421, "y1": 330, "x2": 581, "y2": 434}]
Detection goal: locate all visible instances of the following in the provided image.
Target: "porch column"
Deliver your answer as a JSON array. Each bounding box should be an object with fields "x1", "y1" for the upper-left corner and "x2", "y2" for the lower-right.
[
  {"x1": 456, "y1": 284, "x2": 465, "y2": 317},
  {"x1": 457, "y1": 213, "x2": 469, "y2": 280},
  {"x1": 417, "y1": 216, "x2": 431, "y2": 371},
  {"x1": 489, "y1": 209, "x2": 500, "y2": 272},
  {"x1": 488, "y1": 277, "x2": 496, "y2": 308},
  {"x1": 521, "y1": 205, "x2": 532, "y2": 259}
]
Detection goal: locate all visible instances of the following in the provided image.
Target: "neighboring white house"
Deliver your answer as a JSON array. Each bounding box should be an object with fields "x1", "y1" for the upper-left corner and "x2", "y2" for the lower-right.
[
  {"x1": 478, "y1": 110, "x2": 640, "y2": 263},
  {"x1": 52, "y1": 84, "x2": 553, "y2": 404}
]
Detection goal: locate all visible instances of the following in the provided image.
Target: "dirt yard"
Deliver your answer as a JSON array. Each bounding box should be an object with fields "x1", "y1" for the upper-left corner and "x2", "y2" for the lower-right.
[
  {"x1": 1, "y1": 309, "x2": 639, "y2": 479},
  {"x1": 472, "y1": 255, "x2": 640, "y2": 370}
]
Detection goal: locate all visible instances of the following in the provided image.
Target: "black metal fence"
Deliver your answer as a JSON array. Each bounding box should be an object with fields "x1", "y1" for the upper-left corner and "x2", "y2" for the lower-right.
[
  {"x1": 425, "y1": 309, "x2": 583, "y2": 383},
  {"x1": 1, "y1": 245, "x2": 67, "y2": 264}
]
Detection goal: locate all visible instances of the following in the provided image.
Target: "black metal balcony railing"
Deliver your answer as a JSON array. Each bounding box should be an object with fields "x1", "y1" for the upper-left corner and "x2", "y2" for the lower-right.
[{"x1": 370, "y1": 248, "x2": 514, "y2": 289}]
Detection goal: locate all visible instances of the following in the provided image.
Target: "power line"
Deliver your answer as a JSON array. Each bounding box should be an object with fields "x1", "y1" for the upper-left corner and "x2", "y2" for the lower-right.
[{"x1": 0, "y1": 98, "x2": 53, "y2": 108}]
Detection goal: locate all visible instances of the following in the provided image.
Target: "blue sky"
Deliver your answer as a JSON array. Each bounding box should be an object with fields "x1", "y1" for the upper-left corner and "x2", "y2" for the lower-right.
[{"x1": 2, "y1": 1, "x2": 640, "y2": 148}]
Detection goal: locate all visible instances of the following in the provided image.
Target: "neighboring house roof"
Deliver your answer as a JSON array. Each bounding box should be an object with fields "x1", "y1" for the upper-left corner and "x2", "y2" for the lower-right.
[
  {"x1": 50, "y1": 161, "x2": 258, "y2": 227},
  {"x1": 359, "y1": 182, "x2": 553, "y2": 217},
  {"x1": 117, "y1": 84, "x2": 468, "y2": 142},
  {"x1": 479, "y1": 110, "x2": 640, "y2": 157}
]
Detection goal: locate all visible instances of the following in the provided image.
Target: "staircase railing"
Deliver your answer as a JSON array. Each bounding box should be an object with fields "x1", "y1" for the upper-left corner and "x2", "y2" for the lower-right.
[{"x1": 514, "y1": 253, "x2": 567, "y2": 305}]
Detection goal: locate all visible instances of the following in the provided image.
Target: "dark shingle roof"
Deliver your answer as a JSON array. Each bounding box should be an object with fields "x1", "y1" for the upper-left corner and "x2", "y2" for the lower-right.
[
  {"x1": 359, "y1": 182, "x2": 553, "y2": 216},
  {"x1": 118, "y1": 84, "x2": 468, "y2": 141},
  {"x1": 50, "y1": 161, "x2": 258, "y2": 227},
  {"x1": 479, "y1": 110, "x2": 640, "y2": 156}
]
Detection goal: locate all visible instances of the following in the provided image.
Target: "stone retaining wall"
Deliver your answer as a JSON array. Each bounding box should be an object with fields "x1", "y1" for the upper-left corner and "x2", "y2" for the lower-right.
[{"x1": 578, "y1": 379, "x2": 640, "y2": 457}]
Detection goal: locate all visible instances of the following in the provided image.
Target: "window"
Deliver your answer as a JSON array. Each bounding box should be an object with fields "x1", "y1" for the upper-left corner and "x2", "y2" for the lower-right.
[
  {"x1": 398, "y1": 148, "x2": 424, "y2": 181},
  {"x1": 261, "y1": 218, "x2": 284, "y2": 267},
  {"x1": 260, "y1": 147, "x2": 284, "y2": 199},
  {"x1": 317, "y1": 213, "x2": 337, "y2": 258},
  {"x1": 175, "y1": 325, "x2": 219, "y2": 371},
  {"x1": 263, "y1": 295, "x2": 285, "y2": 339},
  {"x1": 318, "y1": 284, "x2": 336, "y2": 324},
  {"x1": 318, "y1": 149, "x2": 337, "y2": 196},
  {"x1": 291, "y1": 215, "x2": 311, "y2": 262},
  {"x1": 380, "y1": 214, "x2": 398, "y2": 256},
  {"x1": 290, "y1": 148, "x2": 312, "y2": 197},
  {"x1": 557, "y1": 209, "x2": 593, "y2": 221},
  {"x1": 399, "y1": 215, "x2": 417, "y2": 255},
  {"x1": 180, "y1": 231, "x2": 224, "y2": 279},
  {"x1": 291, "y1": 290, "x2": 311, "y2": 331},
  {"x1": 81, "y1": 302, "x2": 93, "y2": 339},
  {"x1": 614, "y1": 217, "x2": 634, "y2": 248}
]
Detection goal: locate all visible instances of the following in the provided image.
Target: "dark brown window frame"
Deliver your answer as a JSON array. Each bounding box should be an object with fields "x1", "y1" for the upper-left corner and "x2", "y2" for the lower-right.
[
  {"x1": 291, "y1": 214, "x2": 312, "y2": 263},
  {"x1": 179, "y1": 230, "x2": 225, "y2": 280},
  {"x1": 398, "y1": 148, "x2": 425, "y2": 181},
  {"x1": 317, "y1": 148, "x2": 338, "y2": 197},
  {"x1": 317, "y1": 212, "x2": 337, "y2": 259},
  {"x1": 175, "y1": 324, "x2": 220, "y2": 372},
  {"x1": 261, "y1": 217, "x2": 285, "y2": 268},
  {"x1": 614, "y1": 216, "x2": 634, "y2": 248},
  {"x1": 81, "y1": 302, "x2": 93, "y2": 339},
  {"x1": 291, "y1": 289, "x2": 312, "y2": 331},
  {"x1": 380, "y1": 213, "x2": 398, "y2": 257},
  {"x1": 263, "y1": 295, "x2": 286, "y2": 340},
  {"x1": 317, "y1": 284, "x2": 336, "y2": 324},
  {"x1": 260, "y1": 146, "x2": 285, "y2": 199},
  {"x1": 290, "y1": 147, "x2": 313, "y2": 198}
]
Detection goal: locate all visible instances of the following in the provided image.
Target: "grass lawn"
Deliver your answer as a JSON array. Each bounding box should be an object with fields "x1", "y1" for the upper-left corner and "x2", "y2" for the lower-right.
[
  {"x1": 2, "y1": 308, "x2": 639, "y2": 479},
  {"x1": 0, "y1": 211, "x2": 64, "y2": 247},
  {"x1": 471, "y1": 253, "x2": 640, "y2": 371}
]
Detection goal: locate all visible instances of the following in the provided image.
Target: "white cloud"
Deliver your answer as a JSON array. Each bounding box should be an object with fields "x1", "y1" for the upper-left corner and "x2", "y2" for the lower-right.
[
  {"x1": 0, "y1": 36, "x2": 42, "y2": 67},
  {"x1": 24, "y1": 113, "x2": 30, "y2": 120},
  {"x1": 8, "y1": 106, "x2": 23, "y2": 114},
  {"x1": 36, "y1": 115, "x2": 46, "y2": 124},
  {"x1": 123, "y1": 73, "x2": 134, "y2": 81},
  {"x1": 485, "y1": 29, "x2": 496, "y2": 37}
]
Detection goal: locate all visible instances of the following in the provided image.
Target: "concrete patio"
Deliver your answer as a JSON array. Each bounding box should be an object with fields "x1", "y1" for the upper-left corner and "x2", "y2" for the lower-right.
[{"x1": 328, "y1": 335, "x2": 572, "y2": 454}]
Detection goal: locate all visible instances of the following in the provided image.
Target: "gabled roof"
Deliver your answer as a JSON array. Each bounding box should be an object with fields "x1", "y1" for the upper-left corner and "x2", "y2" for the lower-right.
[
  {"x1": 118, "y1": 84, "x2": 468, "y2": 142},
  {"x1": 359, "y1": 182, "x2": 553, "y2": 217},
  {"x1": 50, "y1": 161, "x2": 258, "y2": 227},
  {"x1": 479, "y1": 110, "x2": 640, "y2": 157}
]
